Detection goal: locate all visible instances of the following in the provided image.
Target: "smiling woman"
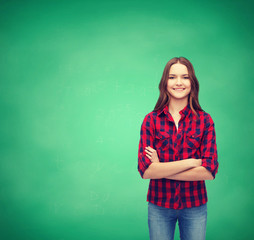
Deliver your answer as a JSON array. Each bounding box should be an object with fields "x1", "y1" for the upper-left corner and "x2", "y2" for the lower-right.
[
  {"x1": 167, "y1": 63, "x2": 192, "y2": 104},
  {"x1": 137, "y1": 56, "x2": 219, "y2": 240}
]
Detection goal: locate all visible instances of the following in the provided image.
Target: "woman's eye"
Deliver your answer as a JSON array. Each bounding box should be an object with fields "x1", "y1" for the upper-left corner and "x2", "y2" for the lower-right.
[{"x1": 168, "y1": 77, "x2": 189, "y2": 79}]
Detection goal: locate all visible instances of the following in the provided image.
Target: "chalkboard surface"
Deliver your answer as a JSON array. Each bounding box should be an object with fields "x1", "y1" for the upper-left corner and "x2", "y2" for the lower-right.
[{"x1": 0, "y1": 0, "x2": 253, "y2": 239}]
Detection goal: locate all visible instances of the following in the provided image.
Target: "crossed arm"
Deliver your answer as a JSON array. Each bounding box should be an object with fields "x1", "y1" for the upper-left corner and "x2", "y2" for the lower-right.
[
  {"x1": 142, "y1": 157, "x2": 214, "y2": 181},
  {"x1": 144, "y1": 146, "x2": 214, "y2": 181},
  {"x1": 164, "y1": 166, "x2": 214, "y2": 181}
]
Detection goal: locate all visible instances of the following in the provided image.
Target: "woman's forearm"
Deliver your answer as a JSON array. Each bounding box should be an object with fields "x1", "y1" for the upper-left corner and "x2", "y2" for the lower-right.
[
  {"x1": 143, "y1": 158, "x2": 199, "y2": 179},
  {"x1": 165, "y1": 166, "x2": 213, "y2": 181}
]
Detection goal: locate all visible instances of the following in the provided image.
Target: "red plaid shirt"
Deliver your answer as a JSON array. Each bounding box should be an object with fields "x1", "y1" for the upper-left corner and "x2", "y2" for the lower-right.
[{"x1": 137, "y1": 102, "x2": 219, "y2": 209}]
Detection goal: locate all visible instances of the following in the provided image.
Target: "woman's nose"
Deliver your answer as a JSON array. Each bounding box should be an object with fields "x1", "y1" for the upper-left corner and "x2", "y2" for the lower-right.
[{"x1": 176, "y1": 77, "x2": 182, "y2": 84}]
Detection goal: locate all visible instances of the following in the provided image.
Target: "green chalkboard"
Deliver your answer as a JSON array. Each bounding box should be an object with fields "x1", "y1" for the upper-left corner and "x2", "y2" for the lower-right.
[{"x1": 0, "y1": 0, "x2": 253, "y2": 239}]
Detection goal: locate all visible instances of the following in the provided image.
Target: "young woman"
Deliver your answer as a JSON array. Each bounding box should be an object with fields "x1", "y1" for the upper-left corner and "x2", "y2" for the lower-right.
[{"x1": 137, "y1": 57, "x2": 219, "y2": 240}]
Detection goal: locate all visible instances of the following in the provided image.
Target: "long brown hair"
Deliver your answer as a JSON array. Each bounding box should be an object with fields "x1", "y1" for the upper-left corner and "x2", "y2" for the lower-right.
[{"x1": 153, "y1": 56, "x2": 203, "y2": 119}]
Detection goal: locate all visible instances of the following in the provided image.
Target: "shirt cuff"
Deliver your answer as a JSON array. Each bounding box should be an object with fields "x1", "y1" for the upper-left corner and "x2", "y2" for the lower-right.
[
  {"x1": 201, "y1": 158, "x2": 218, "y2": 179},
  {"x1": 138, "y1": 155, "x2": 152, "y2": 178}
]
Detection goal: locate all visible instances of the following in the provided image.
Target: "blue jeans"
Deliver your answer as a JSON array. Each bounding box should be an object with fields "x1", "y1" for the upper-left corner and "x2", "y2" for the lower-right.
[{"x1": 148, "y1": 202, "x2": 207, "y2": 240}]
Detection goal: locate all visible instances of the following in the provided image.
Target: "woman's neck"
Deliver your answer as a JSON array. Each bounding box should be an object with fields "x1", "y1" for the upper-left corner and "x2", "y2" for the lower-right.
[{"x1": 168, "y1": 99, "x2": 188, "y2": 115}]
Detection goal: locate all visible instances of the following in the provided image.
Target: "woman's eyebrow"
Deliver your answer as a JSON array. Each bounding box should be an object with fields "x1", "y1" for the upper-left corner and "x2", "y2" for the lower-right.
[{"x1": 169, "y1": 74, "x2": 189, "y2": 76}]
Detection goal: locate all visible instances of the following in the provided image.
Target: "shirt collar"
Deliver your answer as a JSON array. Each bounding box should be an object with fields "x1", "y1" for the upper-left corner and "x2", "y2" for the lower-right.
[{"x1": 158, "y1": 102, "x2": 192, "y2": 117}]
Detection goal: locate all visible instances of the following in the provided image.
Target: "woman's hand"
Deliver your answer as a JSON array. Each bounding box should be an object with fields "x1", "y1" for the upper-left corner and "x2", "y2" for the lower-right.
[{"x1": 145, "y1": 146, "x2": 160, "y2": 163}]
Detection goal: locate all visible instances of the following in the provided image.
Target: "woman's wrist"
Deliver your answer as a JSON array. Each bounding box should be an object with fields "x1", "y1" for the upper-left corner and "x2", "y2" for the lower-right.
[{"x1": 191, "y1": 158, "x2": 202, "y2": 167}]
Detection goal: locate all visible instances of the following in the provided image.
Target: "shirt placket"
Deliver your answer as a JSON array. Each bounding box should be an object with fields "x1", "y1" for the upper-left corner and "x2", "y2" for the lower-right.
[
  {"x1": 166, "y1": 112, "x2": 185, "y2": 209},
  {"x1": 173, "y1": 116, "x2": 184, "y2": 161},
  {"x1": 175, "y1": 131, "x2": 181, "y2": 209}
]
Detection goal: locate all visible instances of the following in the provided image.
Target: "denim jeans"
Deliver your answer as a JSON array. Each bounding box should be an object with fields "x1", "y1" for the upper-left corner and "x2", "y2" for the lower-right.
[{"x1": 148, "y1": 202, "x2": 207, "y2": 240}]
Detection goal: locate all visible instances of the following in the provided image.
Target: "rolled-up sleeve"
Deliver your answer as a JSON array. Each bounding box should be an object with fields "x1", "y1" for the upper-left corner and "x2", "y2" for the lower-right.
[
  {"x1": 137, "y1": 114, "x2": 155, "y2": 179},
  {"x1": 200, "y1": 114, "x2": 219, "y2": 180}
]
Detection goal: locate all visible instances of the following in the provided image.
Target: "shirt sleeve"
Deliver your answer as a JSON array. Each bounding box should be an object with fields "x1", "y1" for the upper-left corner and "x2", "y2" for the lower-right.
[
  {"x1": 200, "y1": 113, "x2": 219, "y2": 179},
  {"x1": 137, "y1": 114, "x2": 155, "y2": 179}
]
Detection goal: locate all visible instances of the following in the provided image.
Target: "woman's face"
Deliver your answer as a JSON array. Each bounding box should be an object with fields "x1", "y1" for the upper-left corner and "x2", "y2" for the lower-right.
[{"x1": 167, "y1": 63, "x2": 191, "y2": 101}]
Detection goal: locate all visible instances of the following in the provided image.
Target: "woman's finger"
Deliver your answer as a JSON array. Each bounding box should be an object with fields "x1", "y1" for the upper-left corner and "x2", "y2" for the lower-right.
[
  {"x1": 146, "y1": 146, "x2": 155, "y2": 152},
  {"x1": 145, "y1": 150, "x2": 151, "y2": 157},
  {"x1": 145, "y1": 148, "x2": 152, "y2": 154}
]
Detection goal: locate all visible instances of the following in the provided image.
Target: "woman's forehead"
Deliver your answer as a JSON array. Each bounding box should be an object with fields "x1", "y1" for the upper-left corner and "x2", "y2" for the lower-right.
[{"x1": 169, "y1": 63, "x2": 188, "y2": 74}]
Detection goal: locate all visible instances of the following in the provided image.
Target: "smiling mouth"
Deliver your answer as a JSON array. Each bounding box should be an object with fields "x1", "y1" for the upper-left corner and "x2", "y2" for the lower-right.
[{"x1": 173, "y1": 88, "x2": 185, "y2": 90}]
